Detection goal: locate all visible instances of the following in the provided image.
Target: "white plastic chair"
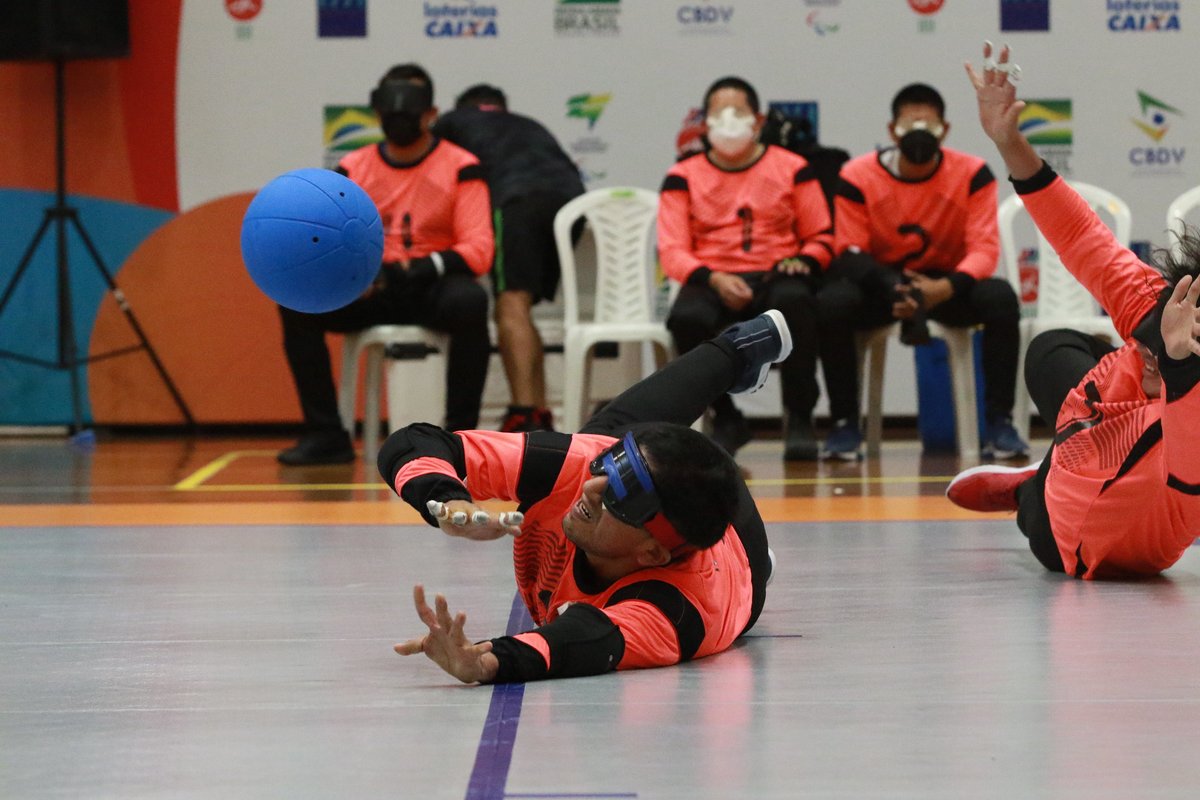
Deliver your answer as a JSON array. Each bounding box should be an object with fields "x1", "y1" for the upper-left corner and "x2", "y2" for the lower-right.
[
  {"x1": 338, "y1": 325, "x2": 449, "y2": 462},
  {"x1": 1166, "y1": 185, "x2": 1200, "y2": 259},
  {"x1": 857, "y1": 321, "x2": 981, "y2": 459},
  {"x1": 554, "y1": 187, "x2": 674, "y2": 432},
  {"x1": 999, "y1": 182, "x2": 1129, "y2": 441}
]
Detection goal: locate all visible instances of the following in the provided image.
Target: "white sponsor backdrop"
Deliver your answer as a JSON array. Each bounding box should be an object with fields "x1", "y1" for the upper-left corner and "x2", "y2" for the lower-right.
[{"x1": 177, "y1": 1, "x2": 1200, "y2": 417}]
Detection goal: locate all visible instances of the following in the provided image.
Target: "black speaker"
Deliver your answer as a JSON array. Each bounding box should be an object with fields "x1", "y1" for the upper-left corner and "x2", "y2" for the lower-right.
[{"x1": 0, "y1": 0, "x2": 130, "y2": 61}]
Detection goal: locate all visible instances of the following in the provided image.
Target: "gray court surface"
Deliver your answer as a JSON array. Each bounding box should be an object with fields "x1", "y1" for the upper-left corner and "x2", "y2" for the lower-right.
[{"x1": 2, "y1": 520, "x2": 1199, "y2": 799}]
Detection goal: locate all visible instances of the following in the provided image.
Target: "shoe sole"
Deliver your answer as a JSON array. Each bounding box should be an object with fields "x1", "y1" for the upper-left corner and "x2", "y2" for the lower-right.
[
  {"x1": 945, "y1": 460, "x2": 1042, "y2": 510},
  {"x1": 732, "y1": 309, "x2": 794, "y2": 396},
  {"x1": 822, "y1": 449, "x2": 863, "y2": 462}
]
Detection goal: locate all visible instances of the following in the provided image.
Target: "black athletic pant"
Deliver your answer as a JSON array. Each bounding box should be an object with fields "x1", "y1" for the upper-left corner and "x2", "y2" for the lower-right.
[
  {"x1": 1015, "y1": 329, "x2": 1116, "y2": 573},
  {"x1": 579, "y1": 337, "x2": 771, "y2": 633},
  {"x1": 667, "y1": 272, "x2": 819, "y2": 420},
  {"x1": 817, "y1": 251, "x2": 1021, "y2": 424},
  {"x1": 279, "y1": 272, "x2": 490, "y2": 434}
]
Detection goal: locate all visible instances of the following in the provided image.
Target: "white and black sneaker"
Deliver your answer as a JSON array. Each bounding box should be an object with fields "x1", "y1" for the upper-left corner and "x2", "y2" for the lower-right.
[{"x1": 720, "y1": 309, "x2": 793, "y2": 395}]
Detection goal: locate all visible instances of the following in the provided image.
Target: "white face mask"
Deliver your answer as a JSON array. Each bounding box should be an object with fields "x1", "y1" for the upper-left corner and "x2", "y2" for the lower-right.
[{"x1": 706, "y1": 106, "x2": 756, "y2": 156}]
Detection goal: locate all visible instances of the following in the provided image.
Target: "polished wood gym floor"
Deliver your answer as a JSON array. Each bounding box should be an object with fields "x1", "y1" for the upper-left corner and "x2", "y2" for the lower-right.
[{"x1": 0, "y1": 427, "x2": 1031, "y2": 525}]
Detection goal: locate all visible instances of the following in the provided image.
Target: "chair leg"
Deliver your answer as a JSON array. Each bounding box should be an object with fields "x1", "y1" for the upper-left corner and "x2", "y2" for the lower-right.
[
  {"x1": 865, "y1": 336, "x2": 887, "y2": 459},
  {"x1": 562, "y1": 338, "x2": 587, "y2": 433},
  {"x1": 944, "y1": 333, "x2": 981, "y2": 460},
  {"x1": 363, "y1": 344, "x2": 384, "y2": 463},
  {"x1": 1012, "y1": 327, "x2": 1032, "y2": 444},
  {"x1": 338, "y1": 336, "x2": 362, "y2": 438}
]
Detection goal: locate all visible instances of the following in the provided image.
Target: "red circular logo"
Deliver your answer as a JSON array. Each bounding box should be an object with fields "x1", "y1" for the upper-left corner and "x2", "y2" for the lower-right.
[
  {"x1": 908, "y1": 0, "x2": 945, "y2": 14},
  {"x1": 225, "y1": 0, "x2": 263, "y2": 22}
]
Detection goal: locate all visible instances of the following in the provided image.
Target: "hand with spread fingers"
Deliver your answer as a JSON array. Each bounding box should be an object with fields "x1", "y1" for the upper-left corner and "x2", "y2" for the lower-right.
[
  {"x1": 426, "y1": 499, "x2": 523, "y2": 541},
  {"x1": 964, "y1": 41, "x2": 1041, "y2": 180},
  {"x1": 1161, "y1": 274, "x2": 1200, "y2": 361},
  {"x1": 393, "y1": 585, "x2": 500, "y2": 684}
]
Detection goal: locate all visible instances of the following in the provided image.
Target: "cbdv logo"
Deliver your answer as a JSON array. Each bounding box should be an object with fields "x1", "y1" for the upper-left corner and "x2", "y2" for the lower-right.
[
  {"x1": 556, "y1": 0, "x2": 621, "y2": 35},
  {"x1": 566, "y1": 93, "x2": 612, "y2": 184},
  {"x1": 1001, "y1": 0, "x2": 1050, "y2": 31},
  {"x1": 424, "y1": 3, "x2": 498, "y2": 37},
  {"x1": 1107, "y1": 0, "x2": 1180, "y2": 31},
  {"x1": 1129, "y1": 90, "x2": 1185, "y2": 170},
  {"x1": 1020, "y1": 99, "x2": 1072, "y2": 175},
  {"x1": 677, "y1": 4, "x2": 734, "y2": 34}
]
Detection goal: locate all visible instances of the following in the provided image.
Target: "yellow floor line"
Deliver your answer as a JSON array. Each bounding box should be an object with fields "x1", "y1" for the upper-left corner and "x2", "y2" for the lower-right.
[{"x1": 174, "y1": 451, "x2": 265, "y2": 490}]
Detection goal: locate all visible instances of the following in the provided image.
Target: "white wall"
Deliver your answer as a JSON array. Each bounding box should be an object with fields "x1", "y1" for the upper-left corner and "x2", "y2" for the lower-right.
[{"x1": 177, "y1": 0, "x2": 1198, "y2": 416}]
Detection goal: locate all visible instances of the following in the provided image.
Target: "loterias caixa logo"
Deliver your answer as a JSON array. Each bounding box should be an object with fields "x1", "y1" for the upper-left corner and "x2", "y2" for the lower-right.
[
  {"x1": 424, "y1": 2, "x2": 498, "y2": 37},
  {"x1": 1106, "y1": 0, "x2": 1180, "y2": 31}
]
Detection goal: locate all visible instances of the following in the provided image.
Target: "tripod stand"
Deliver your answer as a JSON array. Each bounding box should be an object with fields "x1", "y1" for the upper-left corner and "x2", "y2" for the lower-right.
[{"x1": 0, "y1": 58, "x2": 193, "y2": 434}]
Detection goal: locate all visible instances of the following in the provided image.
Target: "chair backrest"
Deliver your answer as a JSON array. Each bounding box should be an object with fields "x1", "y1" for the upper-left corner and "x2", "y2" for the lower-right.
[
  {"x1": 554, "y1": 187, "x2": 659, "y2": 327},
  {"x1": 998, "y1": 181, "x2": 1132, "y2": 322},
  {"x1": 1166, "y1": 185, "x2": 1200, "y2": 259}
]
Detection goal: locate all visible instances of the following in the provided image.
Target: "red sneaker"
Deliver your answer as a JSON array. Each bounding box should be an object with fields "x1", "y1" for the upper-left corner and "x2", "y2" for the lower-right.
[{"x1": 946, "y1": 460, "x2": 1042, "y2": 513}]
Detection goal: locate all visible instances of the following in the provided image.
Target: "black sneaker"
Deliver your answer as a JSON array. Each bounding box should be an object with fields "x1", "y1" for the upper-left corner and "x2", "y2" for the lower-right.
[
  {"x1": 277, "y1": 430, "x2": 356, "y2": 466},
  {"x1": 711, "y1": 408, "x2": 753, "y2": 456},
  {"x1": 783, "y1": 413, "x2": 819, "y2": 461},
  {"x1": 719, "y1": 309, "x2": 794, "y2": 395}
]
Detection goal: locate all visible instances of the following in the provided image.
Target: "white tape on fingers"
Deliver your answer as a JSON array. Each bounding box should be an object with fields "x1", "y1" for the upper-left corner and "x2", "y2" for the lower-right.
[
  {"x1": 498, "y1": 511, "x2": 524, "y2": 527},
  {"x1": 427, "y1": 500, "x2": 448, "y2": 520},
  {"x1": 451, "y1": 511, "x2": 468, "y2": 526},
  {"x1": 471, "y1": 511, "x2": 490, "y2": 525}
]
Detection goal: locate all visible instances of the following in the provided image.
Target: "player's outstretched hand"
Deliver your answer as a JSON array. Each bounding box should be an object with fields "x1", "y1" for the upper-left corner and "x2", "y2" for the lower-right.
[
  {"x1": 964, "y1": 41, "x2": 1024, "y2": 148},
  {"x1": 1161, "y1": 274, "x2": 1200, "y2": 361},
  {"x1": 393, "y1": 585, "x2": 500, "y2": 684},
  {"x1": 427, "y1": 500, "x2": 523, "y2": 540}
]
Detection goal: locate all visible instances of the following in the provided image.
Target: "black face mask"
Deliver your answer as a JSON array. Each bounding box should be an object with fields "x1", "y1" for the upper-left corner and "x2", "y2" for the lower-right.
[
  {"x1": 382, "y1": 112, "x2": 424, "y2": 147},
  {"x1": 898, "y1": 129, "x2": 940, "y2": 165}
]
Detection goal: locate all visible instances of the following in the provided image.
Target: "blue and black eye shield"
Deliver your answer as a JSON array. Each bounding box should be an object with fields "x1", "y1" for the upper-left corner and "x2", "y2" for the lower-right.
[{"x1": 588, "y1": 432, "x2": 661, "y2": 528}]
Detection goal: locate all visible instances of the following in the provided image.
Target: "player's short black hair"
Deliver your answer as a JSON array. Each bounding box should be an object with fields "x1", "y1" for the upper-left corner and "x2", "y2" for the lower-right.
[
  {"x1": 891, "y1": 82, "x2": 945, "y2": 120},
  {"x1": 702, "y1": 76, "x2": 760, "y2": 115},
  {"x1": 455, "y1": 83, "x2": 507, "y2": 110},
  {"x1": 1138, "y1": 224, "x2": 1200, "y2": 351},
  {"x1": 636, "y1": 424, "x2": 741, "y2": 550},
  {"x1": 377, "y1": 63, "x2": 434, "y2": 107}
]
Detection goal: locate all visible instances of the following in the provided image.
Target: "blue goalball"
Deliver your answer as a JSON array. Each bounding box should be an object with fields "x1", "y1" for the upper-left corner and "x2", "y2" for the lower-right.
[{"x1": 240, "y1": 168, "x2": 383, "y2": 314}]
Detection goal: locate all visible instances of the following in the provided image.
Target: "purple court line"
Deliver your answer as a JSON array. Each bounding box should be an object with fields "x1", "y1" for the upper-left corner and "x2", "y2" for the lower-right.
[
  {"x1": 505, "y1": 795, "x2": 637, "y2": 798},
  {"x1": 504, "y1": 796, "x2": 638, "y2": 800},
  {"x1": 464, "y1": 593, "x2": 534, "y2": 800}
]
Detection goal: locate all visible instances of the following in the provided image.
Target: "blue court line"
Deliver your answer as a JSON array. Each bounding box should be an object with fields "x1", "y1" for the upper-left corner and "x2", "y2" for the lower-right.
[{"x1": 465, "y1": 593, "x2": 534, "y2": 800}]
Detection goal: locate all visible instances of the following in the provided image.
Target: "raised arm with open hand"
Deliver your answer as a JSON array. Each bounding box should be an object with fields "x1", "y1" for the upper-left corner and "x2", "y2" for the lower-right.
[{"x1": 964, "y1": 42, "x2": 1041, "y2": 181}]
